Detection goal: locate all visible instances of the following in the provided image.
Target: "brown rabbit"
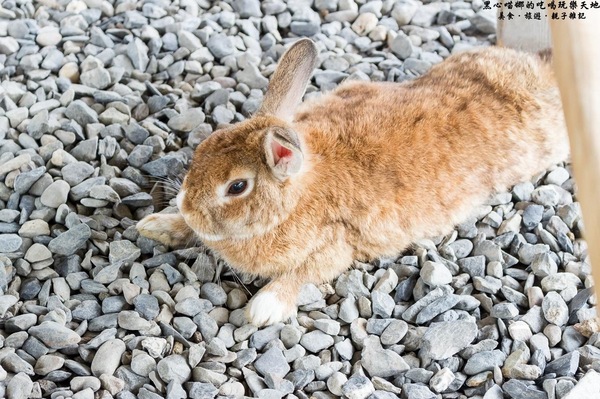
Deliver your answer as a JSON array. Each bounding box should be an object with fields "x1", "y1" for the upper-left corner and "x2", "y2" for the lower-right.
[{"x1": 137, "y1": 39, "x2": 569, "y2": 326}]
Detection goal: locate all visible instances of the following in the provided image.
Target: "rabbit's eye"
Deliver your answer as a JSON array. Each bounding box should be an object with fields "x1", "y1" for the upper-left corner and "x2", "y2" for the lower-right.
[{"x1": 227, "y1": 180, "x2": 248, "y2": 196}]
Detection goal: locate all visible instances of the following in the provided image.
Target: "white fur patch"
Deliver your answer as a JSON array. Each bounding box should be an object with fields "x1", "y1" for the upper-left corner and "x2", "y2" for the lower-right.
[
  {"x1": 247, "y1": 290, "x2": 294, "y2": 326},
  {"x1": 194, "y1": 231, "x2": 226, "y2": 242},
  {"x1": 176, "y1": 189, "x2": 186, "y2": 210},
  {"x1": 194, "y1": 229, "x2": 256, "y2": 242}
]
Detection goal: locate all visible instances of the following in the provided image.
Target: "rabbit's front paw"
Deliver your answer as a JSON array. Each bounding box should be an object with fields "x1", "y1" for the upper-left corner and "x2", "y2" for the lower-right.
[
  {"x1": 136, "y1": 213, "x2": 195, "y2": 248},
  {"x1": 246, "y1": 288, "x2": 297, "y2": 327}
]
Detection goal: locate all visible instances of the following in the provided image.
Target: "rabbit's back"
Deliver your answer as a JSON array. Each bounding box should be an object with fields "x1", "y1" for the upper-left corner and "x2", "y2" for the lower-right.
[{"x1": 293, "y1": 46, "x2": 568, "y2": 260}]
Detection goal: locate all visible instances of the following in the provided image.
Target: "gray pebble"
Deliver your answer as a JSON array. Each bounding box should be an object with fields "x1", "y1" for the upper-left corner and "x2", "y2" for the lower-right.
[
  {"x1": 342, "y1": 375, "x2": 375, "y2": 399},
  {"x1": 48, "y1": 223, "x2": 91, "y2": 256},
  {"x1": 300, "y1": 330, "x2": 335, "y2": 353},
  {"x1": 254, "y1": 347, "x2": 290, "y2": 378},
  {"x1": 420, "y1": 320, "x2": 477, "y2": 362}
]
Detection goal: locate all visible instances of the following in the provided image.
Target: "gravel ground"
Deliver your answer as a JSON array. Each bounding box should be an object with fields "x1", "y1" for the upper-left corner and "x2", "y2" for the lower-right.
[{"x1": 0, "y1": 0, "x2": 599, "y2": 399}]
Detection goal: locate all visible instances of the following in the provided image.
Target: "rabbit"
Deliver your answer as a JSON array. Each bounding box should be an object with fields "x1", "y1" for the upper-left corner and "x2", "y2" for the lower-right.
[{"x1": 137, "y1": 39, "x2": 569, "y2": 326}]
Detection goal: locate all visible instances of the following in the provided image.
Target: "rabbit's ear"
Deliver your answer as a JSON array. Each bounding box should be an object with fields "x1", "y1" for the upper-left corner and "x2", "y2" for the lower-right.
[
  {"x1": 263, "y1": 128, "x2": 303, "y2": 180},
  {"x1": 258, "y1": 39, "x2": 318, "y2": 121}
]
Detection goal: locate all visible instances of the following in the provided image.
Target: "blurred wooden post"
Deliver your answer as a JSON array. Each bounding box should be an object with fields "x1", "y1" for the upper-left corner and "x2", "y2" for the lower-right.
[
  {"x1": 550, "y1": 12, "x2": 600, "y2": 312},
  {"x1": 497, "y1": 0, "x2": 552, "y2": 52}
]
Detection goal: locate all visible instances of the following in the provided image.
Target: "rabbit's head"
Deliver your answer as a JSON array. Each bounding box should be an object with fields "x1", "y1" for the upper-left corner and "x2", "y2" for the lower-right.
[{"x1": 178, "y1": 39, "x2": 319, "y2": 242}]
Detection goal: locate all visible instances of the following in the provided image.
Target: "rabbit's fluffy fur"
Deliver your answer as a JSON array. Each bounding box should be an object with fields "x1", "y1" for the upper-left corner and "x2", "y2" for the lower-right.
[{"x1": 138, "y1": 39, "x2": 569, "y2": 326}]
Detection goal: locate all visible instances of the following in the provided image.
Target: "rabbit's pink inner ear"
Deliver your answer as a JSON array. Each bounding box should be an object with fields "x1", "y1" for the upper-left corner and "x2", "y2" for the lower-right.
[
  {"x1": 264, "y1": 133, "x2": 303, "y2": 180},
  {"x1": 272, "y1": 141, "x2": 293, "y2": 165}
]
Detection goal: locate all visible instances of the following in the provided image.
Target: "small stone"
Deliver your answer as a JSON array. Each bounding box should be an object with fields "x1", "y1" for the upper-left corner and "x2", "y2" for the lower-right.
[
  {"x1": 254, "y1": 347, "x2": 290, "y2": 378},
  {"x1": 71, "y1": 376, "x2": 101, "y2": 392},
  {"x1": 402, "y1": 286, "x2": 452, "y2": 322},
  {"x1": 200, "y1": 283, "x2": 227, "y2": 306},
  {"x1": 508, "y1": 320, "x2": 533, "y2": 342},
  {"x1": 131, "y1": 352, "x2": 156, "y2": 377},
  {"x1": 300, "y1": 330, "x2": 335, "y2": 353},
  {"x1": 186, "y1": 382, "x2": 218, "y2": 399},
  {"x1": 0, "y1": 234, "x2": 23, "y2": 253},
  {"x1": 531, "y1": 252, "x2": 558, "y2": 278},
  {"x1": 503, "y1": 379, "x2": 547, "y2": 399},
  {"x1": 403, "y1": 383, "x2": 437, "y2": 399},
  {"x1": 109, "y1": 240, "x2": 141, "y2": 264},
  {"x1": 207, "y1": 34, "x2": 235, "y2": 58},
  {"x1": 342, "y1": 375, "x2": 375, "y2": 399},
  {"x1": 236, "y1": 64, "x2": 269, "y2": 89},
  {"x1": 14, "y1": 167, "x2": 46, "y2": 194},
  {"x1": 232, "y1": 0, "x2": 262, "y2": 17},
  {"x1": 29, "y1": 321, "x2": 81, "y2": 349},
  {"x1": 420, "y1": 320, "x2": 478, "y2": 362},
  {"x1": 513, "y1": 181, "x2": 534, "y2": 201},
  {"x1": 36, "y1": 26, "x2": 62, "y2": 46},
  {"x1": 6, "y1": 372, "x2": 34, "y2": 399},
  {"x1": 473, "y1": 240, "x2": 502, "y2": 262},
  {"x1": 41, "y1": 180, "x2": 70, "y2": 208},
  {"x1": 542, "y1": 291, "x2": 569, "y2": 326},
  {"x1": 99, "y1": 108, "x2": 129, "y2": 124},
  {"x1": 390, "y1": 32, "x2": 413, "y2": 60},
  {"x1": 133, "y1": 294, "x2": 160, "y2": 320},
  {"x1": 464, "y1": 350, "x2": 507, "y2": 375},
  {"x1": 545, "y1": 351, "x2": 579, "y2": 377},
  {"x1": 541, "y1": 273, "x2": 581, "y2": 292},
  {"x1": 532, "y1": 185, "x2": 562, "y2": 207},
  {"x1": 470, "y1": 9, "x2": 496, "y2": 34},
  {"x1": 157, "y1": 355, "x2": 191, "y2": 384},
  {"x1": 2, "y1": 352, "x2": 34, "y2": 375},
  {"x1": 420, "y1": 261, "x2": 452, "y2": 286},
  {"x1": 491, "y1": 303, "x2": 519, "y2": 319},
  {"x1": 0, "y1": 37, "x2": 19, "y2": 54},
  {"x1": 563, "y1": 369, "x2": 600, "y2": 399},
  {"x1": 91, "y1": 339, "x2": 126, "y2": 377},
  {"x1": 392, "y1": 0, "x2": 420, "y2": 25},
  {"x1": 523, "y1": 204, "x2": 544, "y2": 229},
  {"x1": 128, "y1": 38, "x2": 150, "y2": 71},
  {"x1": 381, "y1": 319, "x2": 408, "y2": 345},
  {"x1": 314, "y1": 319, "x2": 341, "y2": 335},
  {"x1": 338, "y1": 295, "x2": 360, "y2": 323},
  {"x1": 415, "y1": 294, "x2": 461, "y2": 324},
  {"x1": 48, "y1": 223, "x2": 92, "y2": 256},
  {"x1": 65, "y1": 100, "x2": 99, "y2": 126},
  {"x1": 80, "y1": 67, "x2": 112, "y2": 90},
  {"x1": 371, "y1": 291, "x2": 395, "y2": 318},
  {"x1": 61, "y1": 162, "x2": 95, "y2": 187},
  {"x1": 281, "y1": 325, "x2": 302, "y2": 348},
  {"x1": 35, "y1": 355, "x2": 65, "y2": 375},
  {"x1": 141, "y1": 155, "x2": 184, "y2": 178},
  {"x1": 430, "y1": 367, "x2": 454, "y2": 393},
  {"x1": 404, "y1": 58, "x2": 433, "y2": 75},
  {"x1": 168, "y1": 109, "x2": 205, "y2": 132},
  {"x1": 327, "y1": 372, "x2": 348, "y2": 396},
  {"x1": 352, "y1": 12, "x2": 378, "y2": 35},
  {"x1": 6, "y1": 108, "x2": 28, "y2": 128},
  {"x1": 362, "y1": 336, "x2": 410, "y2": 378}
]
